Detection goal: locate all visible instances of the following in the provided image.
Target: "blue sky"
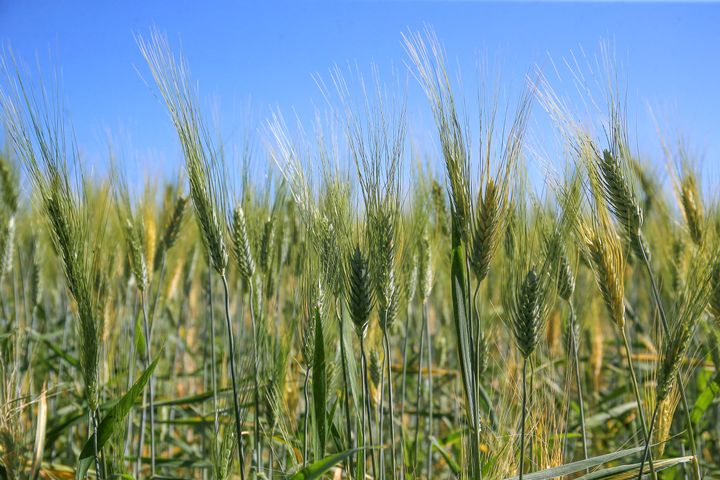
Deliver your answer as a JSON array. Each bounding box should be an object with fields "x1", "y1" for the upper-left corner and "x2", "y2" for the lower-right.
[{"x1": 1, "y1": 1, "x2": 719, "y2": 186}]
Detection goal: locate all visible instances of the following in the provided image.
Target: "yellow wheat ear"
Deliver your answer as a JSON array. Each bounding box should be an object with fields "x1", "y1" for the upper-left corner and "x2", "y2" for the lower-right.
[
  {"x1": 671, "y1": 153, "x2": 705, "y2": 247},
  {"x1": 577, "y1": 213, "x2": 626, "y2": 330}
]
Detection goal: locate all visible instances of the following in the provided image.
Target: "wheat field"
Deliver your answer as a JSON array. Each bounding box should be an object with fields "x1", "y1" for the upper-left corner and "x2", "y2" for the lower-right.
[{"x1": 1, "y1": 30, "x2": 720, "y2": 480}]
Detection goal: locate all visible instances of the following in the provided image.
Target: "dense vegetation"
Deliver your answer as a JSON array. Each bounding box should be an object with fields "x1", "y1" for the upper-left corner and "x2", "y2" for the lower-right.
[{"x1": 2, "y1": 31, "x2": 720, "y2": 480}]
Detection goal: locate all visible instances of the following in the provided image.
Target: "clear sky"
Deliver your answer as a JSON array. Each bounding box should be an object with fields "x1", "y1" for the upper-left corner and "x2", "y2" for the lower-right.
[{"x1": 1, "y1": 1, "x2": 719, "y2": 186}]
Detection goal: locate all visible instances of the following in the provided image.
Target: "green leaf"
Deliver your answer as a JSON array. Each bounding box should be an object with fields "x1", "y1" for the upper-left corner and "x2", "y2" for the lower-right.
[
  {"x1": 153, "y1": 387, "x2": 232, "y2": 407},
  {"x1": 76, "y1": 356, "x2": 159, "y2": 479},
  {"x1": 451, "y1": 245, "x2": 475, "y2": 422},
  {"x1": 152, "y1": 455, "x2": 213, "y2": 468},
  {"x1": 45, "y1": 410, "x2": 85, "y2": 446},
  {"x1": 503, "y1": 445, "x2": 645, "y2": 480},
  {"x1": 584, "y1": 402, "x2": 637, "y2": 429},
  {"x1": 29, "y1": 331, "x2": 79, "y2": 369},
  {"x1": 691, "y1": 370, "x2": 720, "y2": 426},
  {"x1": 312, "y1": 306, "x2": 326, "y2": 455},
  {"x1": 42, "y1": 337, "x2": 79, "y2": 368},
  {"x1": 286, "y1": 448, "x2": 361, "y2": 480},
  {"x1": 575, "y1": 455, "x2": 694, "y2": 479},
  {"x1": 135, "y1": 310, "x2": 146, "y2": 358},
  {"x1": 154, "y1": 415, "x2": 217, "y2": 425},
  {"x1": 431, "y1": 436, "x2": 460, "y2": 476}
]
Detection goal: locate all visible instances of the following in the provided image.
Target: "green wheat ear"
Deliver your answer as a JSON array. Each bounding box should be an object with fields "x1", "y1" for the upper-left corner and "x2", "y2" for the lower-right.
[
  {"x1": 231, "y1": 204, "x2": 255, "y2": 282},
  {"x1": 401, "y1": 249, "x2": 418, "y2": 305},
  {"x1": 369, "y1": 207, "x2": 400, "y2": 332},
  {"x1": 3, "y1": 78, "x2": 107, "y2": 410},
  {"x1": 0, "y1": 215, "x2": 14, "y2": 284},
  {"x1": 403, "y1": 30, "x2": 471, "y2": 242},
  {"x1": 597, "y1": 149, "x2": 646, "y2": 258},
  {"x1": 508, "y1": 267, "x2": 542, "y2": 359},
  {"x1": 112, "y1": 166, "x2": 149, "y2": 292},
  {"x1": 0, "y1": 155, "x2": 19, "y2": 213},
  {"x1": 259, "y1": 216, "x2": 275, "y2": 274},
  {"x1": 154, "y1": 194, "x2": 188, "y2": 272},
  {"x1": 658, "y1": 242, "x2": 715, "y2": 401},
  {"x1": 211, "y1": 427, "x2": 237, "y2": 480},
  {"x1": 556, "y1": 249, "x2": 575, "y2": 302},
  {"x1": 504, "y1": 207, "x2": 558, "y2": 360},
  {"x1": 299, "y1": 278, "x2": 321, "y2": 368},
  {"x1": 709, "y1": 259, "x2": 720, "y2": 323},
  {"x1": 123, "y1": 218, "x2": 149, "y2": 292},
  {"x1": 417, "y1": 232, "x2": 433, "y2": 302},
  {"x1": 656, "y1": 320, "x2": 693, "y2": 403},
  {"x1": 138, "y1": 32, "x2": 229, "y2": 276},
  {"x1": 347, "y1": 244, "x2": 373, "y2": 339},
  {"x1": 0, "y1": 156, "x2": 18, "y2": 285},
  {"x1": 676, "y1": 166, "x2": 704, "y2": 247},
  {"x1": 469, "y1": 179, "x2": 502, "y2": 283}
]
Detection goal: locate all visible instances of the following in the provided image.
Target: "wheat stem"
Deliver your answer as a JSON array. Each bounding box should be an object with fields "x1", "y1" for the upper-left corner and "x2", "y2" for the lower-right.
[
  {"x1": 207, "y1": 264, "x2": 220, "y2": 437},
  {"x1": 412, "y1": 303, "x2": 426, "y2": 475},
  {"x1": 519, "y1": 356, "x2": 527, "y2": 480},
  {"x1": 166, "y1": 279, "x2": 190, "y2": 455},
  {"x1": 221, "y1": 274, "x2": 246, "y2": 480},
  {"x1": 360, "y1": 337, "x2": 378, "y2": 479},
  {"x1": 149, "y1": 258, "x2": 167, "y2": 328},
  {"x1": 569, "y1": 302, "x2": 588, "y2": 465},
  {"x1": 135, "y1": 378, "x2": 146, "y2": 475},
  {"x1": 92, "y1": 408, "x2": 102, "y2": 480},
  {"x1": 336, "y1": 300, "x2": 355, "y2": 477},
  {"x1": 638, "y1": 241, "x2": 699, "y2": 471},
  {"x1": 466, "y1": 256, "x2": 482, "y2": 480},
  {"x1": 248, "y1": 281, "x2": 260, "y2": 477},
  {"x1": 383, "y1": 328, "x2": 398, "y2": 479},
  {"x1": 637, "y1": 401, "x2": 660, "y2": 480},
  {"x1": 125, "y1": 288, "x2": 138, "y2": 464},
  {"x1": 561, "y1": 372, "x2": 572, "y2": 463},
  {"x1": 424, "y1": 300, "x2": 434, "y2": 479},
  {"x1": 400, "y1": 301, "x2": 412, "y2": 474},
  {"x1": 140, "y1": 289, "x2": 156, "y2": 476},
  {"x1": 303, "y1": 367, "x2": 310, "y2": 469},
  {"x1": 620, "y1": 326, "x2": 657, "y2": 480},
  {"x1": 378, "y1": 334, "x2": 387, "y2": 480}
]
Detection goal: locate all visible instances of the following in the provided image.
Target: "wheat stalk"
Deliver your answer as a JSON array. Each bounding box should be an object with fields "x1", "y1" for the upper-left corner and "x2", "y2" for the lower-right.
[
  {"x1": 2, "y1": 70, "x2": 108, "y2": 478},
  {"x1": 637, "y1": 240, "x2": 715, "y2": 479},
  {"x1": 577, "y1": 206, "x2": 658, "y2": 478},
  {"x1": 154, "y1": 193, "x2": 188, "y2": 272},
  {"x1": 138, "y1": 33, "x2": 246, "y2": 478},
  {"x1": 111, "y1": 165, "x2": 157, "y2": 475},
  {"x1": 596, "y1": 125, "x2": 700, "y2": 475}
]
